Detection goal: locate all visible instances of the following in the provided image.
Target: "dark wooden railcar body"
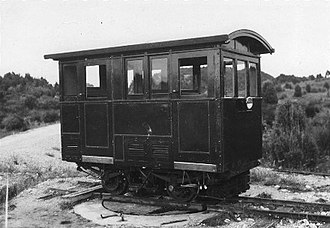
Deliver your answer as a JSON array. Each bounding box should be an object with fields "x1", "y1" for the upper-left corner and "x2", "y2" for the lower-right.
[{"x1": 45, "y1": 29, "x2": 274, "y2": 200}]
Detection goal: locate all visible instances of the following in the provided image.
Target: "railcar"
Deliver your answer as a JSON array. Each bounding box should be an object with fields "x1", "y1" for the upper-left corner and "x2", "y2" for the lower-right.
[{"x1": 45, "y1": 29, "x2": 274, "y2": 202}]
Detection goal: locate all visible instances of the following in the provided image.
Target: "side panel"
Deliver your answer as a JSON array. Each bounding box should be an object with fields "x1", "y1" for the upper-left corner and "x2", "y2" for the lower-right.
[
  {"x1": 112, "y1": 57, "x2": 124, "y2": 100},
  {"x1": 113, "y1": 102, "x2": 173, "y2": 168},
  {"x1": 114, "y1": 102, "x2": 171, "y2": 135},
  {"x1": 83, "y1": 102, "x2": 112, "y2": 157},
  {"x1": 221, "y1": 98, "x2": 262, "y2": 172},
  {"x1": 61, "y1": 104, "x2": 81, "y2": 162},
  {"x1": 176, "y1": 101, "x2": 210, "y2": 163}
]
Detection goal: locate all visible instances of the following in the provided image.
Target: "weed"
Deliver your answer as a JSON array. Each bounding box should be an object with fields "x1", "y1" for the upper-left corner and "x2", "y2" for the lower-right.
[
  {"x1": 52, "y1": 147, "x2": 60, "y2": 151},
  {"x1": 45, "y1": 152, "x2": 55, "y2": 157},
  {"x1": 59, "y1": 201, "x2": 74, "y2": 210},
  {"x1": 256, "y1": 192, "x2": 272, "y2": 199}
]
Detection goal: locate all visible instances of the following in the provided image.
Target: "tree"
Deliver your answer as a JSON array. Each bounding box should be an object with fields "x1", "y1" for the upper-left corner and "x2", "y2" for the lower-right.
[
  {"x1": 262, "y1": 80, "x2": 278, "y2": 104},
  {"x1": 308, "y1": 75, "x2": 315, "y2": 81},
  {"x1": 325, "y1": 70, "x2": 330, "y2": 78},
  {"x1": 316, "y1": 73, "x2": 323, "y2": 80},
  {"x1": 306, "y1": 84, "x2": 311, "y2": 93},
  {"x1": 294, "y1": 84, "x2": 302, "y2": 97},
  {"x1": 263, "y1": 100, "x2": 318, "y2": 169}
]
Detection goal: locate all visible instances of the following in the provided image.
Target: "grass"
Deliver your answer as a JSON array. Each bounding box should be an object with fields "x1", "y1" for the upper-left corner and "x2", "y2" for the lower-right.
[
  {"x1": 0, "y1": 154, "x2": 81, "y2": 204},
  {"x1": 250, "y1": 167, "x2": 307, "y2": 192}
]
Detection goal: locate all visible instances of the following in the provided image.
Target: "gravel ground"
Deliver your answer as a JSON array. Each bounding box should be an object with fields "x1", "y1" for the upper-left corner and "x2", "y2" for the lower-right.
[{"x1": 0, "y1": 124, "x2": 330, "y2": 227}]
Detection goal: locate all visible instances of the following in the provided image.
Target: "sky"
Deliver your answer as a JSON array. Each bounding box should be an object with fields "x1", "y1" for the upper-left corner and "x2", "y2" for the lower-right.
[{"x1": 1, "y1": 0, "x2": 330, "y2": 84}]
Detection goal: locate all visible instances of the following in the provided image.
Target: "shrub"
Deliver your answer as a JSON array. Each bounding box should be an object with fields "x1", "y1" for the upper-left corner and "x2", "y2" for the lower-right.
[
  {"x1": 42, "y1": 110, "x2": 59, "y2": 123},
  {"x1": 305, "y1": 100, "x2": 321, "y2": 118},
  {"x1": 275, "y1": 100, "x2": 306, "y2": 133},
  {"x1": 28, "y1": 110, "x2": 43, "y2": 123},
  {"x1": 310, "y1": 110, "x2": 330, "y2": 156},
  {"x1": 278, "y1": 93, "x2": 287, "y2": 100},
  {"x1": 262, "y1": 103, "x2": 277, "y2": 126},
  {"x1": 263, "y1": 100, "x2": 319, "y2": 170},
  {"x1": 275, "y1": 84, "x2": 283, "y2": 92},
  {"x1": 262, "y1": 80, "x2": 278, "y2": 104},
  {"x1": 311, "y1": 87, "x2": 319, "y2": 93},
  {"x1": 306, "y1": 84, "x2": 311, "y2": 93},
  {"x1": 21, "y1": 94, "x2": 37, "y2": 110},
  {"x1": 1, "y1": 115, "x2": 28, "y2": 131},
  {"x1": 293, "y1": 84, "x2": 302, "y2": 97},
  {"x1": 37, "y1": 95, "x2": 59, "y2": 109},
  {"x1": 284, "y1": 83, "x2": 292, "y2": 89}
]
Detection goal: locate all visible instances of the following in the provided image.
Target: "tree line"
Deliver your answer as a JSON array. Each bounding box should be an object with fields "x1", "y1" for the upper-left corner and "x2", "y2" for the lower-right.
[{"x1": 0, "y1": 72, "x2": 59, "y2": 133}]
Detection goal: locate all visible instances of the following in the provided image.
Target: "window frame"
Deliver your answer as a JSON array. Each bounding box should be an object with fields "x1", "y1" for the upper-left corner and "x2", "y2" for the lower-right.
[
  {"x1": 62, "y1": 63, "x2": 79, "y2": 98},
  {"x1": 172, "y1": 50, "x2": 213, "y2": 99},
  {"x1": 221, "y1": 51, "x2": 260, "y2": 98},
  {"x1": 125, "y1": 57, "x2": 145, "y2": 99},
  {"x1": 149, "y1": 55, "x2": 170, "y2": 98},
  {"x1": 84, "y1": 60, "x2": 108, "y2": 99},
  {"x1": 179, "y1": 57, "x2": 208, "y2": 95}
]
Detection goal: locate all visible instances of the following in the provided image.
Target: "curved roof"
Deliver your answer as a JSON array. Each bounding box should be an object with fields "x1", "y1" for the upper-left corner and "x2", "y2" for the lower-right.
[
  {"x1": 228, "y1": 29, "x2": 275, "y2": 54},
  {"x1": 44, "y1": 29, "x2": 274, "y2": 60}
]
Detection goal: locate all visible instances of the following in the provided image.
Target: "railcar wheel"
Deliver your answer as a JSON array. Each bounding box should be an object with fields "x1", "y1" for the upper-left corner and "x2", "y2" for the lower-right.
[
  {"x1": 101, "y1": 171, "x2": 128, "y2": 195},
  {"x1": 166, "y1": 181, "x2": 200, "y2": 202}
]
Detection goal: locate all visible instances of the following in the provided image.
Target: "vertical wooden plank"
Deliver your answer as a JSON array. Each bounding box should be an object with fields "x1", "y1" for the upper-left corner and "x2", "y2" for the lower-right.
[
  {"x1": 143, "y1": 52, "x2": 149, "y2": 99},
  {"x1": 214, "y1": 48, "x2": 221, "y2": 98},
  {"x1": 112, "y1": 57, "x2": 123, "y2": 100},
  {"x1": 246, "y1": 61, "x2": 250, "y2": 97},
  {"x1": 234, "y1": 59, "x2": 238, "y2": 97},
  {"x1": 257, "y1": 59, "x2": 261, "y2": 97},
  {"x1": 107, "y1": 58, "x2": 112, "y2": 100},
  {"x1": 207, "y1": 51, "x2": 215, "y2": 97}
]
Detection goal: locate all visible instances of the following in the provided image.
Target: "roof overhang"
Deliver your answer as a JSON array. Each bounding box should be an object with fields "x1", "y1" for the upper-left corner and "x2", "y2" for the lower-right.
[
  {"x1": 228, "y1": 29, "x2": 275, "y2": 55},
  {"x1": 44, "y1": 29, "x2": 274, "y2": 61}
]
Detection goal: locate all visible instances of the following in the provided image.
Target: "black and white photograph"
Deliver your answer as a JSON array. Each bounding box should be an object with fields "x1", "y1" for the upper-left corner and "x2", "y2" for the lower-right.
[{"x1": 0, "y1": 0, "x2": 330, "y2": 227}]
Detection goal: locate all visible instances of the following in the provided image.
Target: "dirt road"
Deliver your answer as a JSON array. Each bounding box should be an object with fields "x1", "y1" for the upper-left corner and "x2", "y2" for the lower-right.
[{"x1": 1, "y1": 124, "x2": 64, "y2": 167}]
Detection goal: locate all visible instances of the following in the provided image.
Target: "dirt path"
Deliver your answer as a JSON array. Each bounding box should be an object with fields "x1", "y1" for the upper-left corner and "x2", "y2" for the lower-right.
[{"x1": 0, "y1": 123, "x2": 65, "y2": 167}]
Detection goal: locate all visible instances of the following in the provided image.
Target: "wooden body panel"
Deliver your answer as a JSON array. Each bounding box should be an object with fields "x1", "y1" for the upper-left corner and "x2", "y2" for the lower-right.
[{"x1": 52, "y1": 29, "x2": 273, "y2": 175}]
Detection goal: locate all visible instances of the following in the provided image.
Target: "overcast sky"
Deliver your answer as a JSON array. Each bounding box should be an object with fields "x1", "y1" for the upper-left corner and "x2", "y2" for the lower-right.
[{"x1": 1, "y1": 0, "x2": 330, "y2": 84}]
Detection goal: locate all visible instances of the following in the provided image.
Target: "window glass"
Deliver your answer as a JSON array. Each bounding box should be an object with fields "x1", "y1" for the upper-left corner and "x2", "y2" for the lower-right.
[
  {"x1": 224, "y1": 58, "x2": 234, "y2": 97},
  {"x1": 86, "y1": 65, "x2": 106, "y2": 97},
  {"x1": 180, "y1": 65, "x2": 194, "y2": 90},
  {"x1": 237, "y1": 60, "x2": 247, "y2": 97},
  {"x1": 179, "y1": 57, "x2": 207, "y2": 95},
  {"x1": 249, "y1": 62, "x2": 258, "y2": 97},
  {"x1": 151, "y1": 58, "x2": 168, "y2": 93},
  {"x1": 63, "y1": 65, "x2": 78, "y2": 96},
  {"x1": 86, "y1": 65, "x2": 100, "y2": 87},
  {"x1": 127, "y1": 59, "x2": 144, "y2": 95}
]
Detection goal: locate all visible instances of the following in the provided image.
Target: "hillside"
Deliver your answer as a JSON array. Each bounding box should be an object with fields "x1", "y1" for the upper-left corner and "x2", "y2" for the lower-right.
[
  {"x1": 261, "y1": 71, "x2": 274, "y2": 82},
  {"x1": 0, "y1": 72, "x2": 59, "y2": 137}
]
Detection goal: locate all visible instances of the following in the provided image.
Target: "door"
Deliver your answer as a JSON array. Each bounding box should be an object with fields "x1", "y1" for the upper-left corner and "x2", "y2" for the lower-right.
[
  {"x1": 81, "y1": 60, "x2": 113, "y2": 164},
  {"x1": 221, "y1": 51, "x2": 262, "y2": 171},
  {"x1": 171, "y1": 50, "x2": 216, "y2": 164},
  {"x1": 114, "y1": 55, "x2": 173, "y2": 168},
  {"x1": 60, "y1": 62, "x2": 84, "y2": 162}
]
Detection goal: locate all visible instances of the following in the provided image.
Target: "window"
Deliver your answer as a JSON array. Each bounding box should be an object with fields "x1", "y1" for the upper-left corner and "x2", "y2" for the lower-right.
[
  {"x1": 249, "y1": 63, "x2": 258, "y2": 97},
  {"x1": 237, "y1": 60, "x2": 247, "y2": 97},
  {"x1": 86, "y1": 65, "x2": 107, "y2": 97},
  {"x1": 224, "y1": 58, "x2": 234, "y2": 97},
  {"x1": 63, "y1": 65, "x2": 78, "y2": 96},
  {"x1": 151, "y1": 58, "x2": 168, "y2": 93},
  {"x1": 179, "y1": 57, "x2": 207, "y2": 95},
  {"x1": 127, "y1": 59, "x2": 144, "y2": 95}
]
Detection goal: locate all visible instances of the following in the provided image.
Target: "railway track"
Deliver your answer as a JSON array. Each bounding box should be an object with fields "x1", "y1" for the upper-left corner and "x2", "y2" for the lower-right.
[
  {"x1": 273, "y1": 168, "x2": 330, "y2": 177},
  {"x1": 58, "y1": 186, "x2": 330, "y2": 224},
  {"x1": 229, "y1": 196, "x2": 330, "y2": 223}
]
